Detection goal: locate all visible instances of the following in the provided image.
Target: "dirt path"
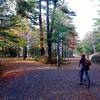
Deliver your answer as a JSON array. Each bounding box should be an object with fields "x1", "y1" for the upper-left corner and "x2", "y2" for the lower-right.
[{"x1": 0, "y1": 60, "x2": 100, "y2": 100}]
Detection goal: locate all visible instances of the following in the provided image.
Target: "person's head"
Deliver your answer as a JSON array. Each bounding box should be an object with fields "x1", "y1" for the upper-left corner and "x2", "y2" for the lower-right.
[{"x1": 81, "y1": 54, "x2": 85, "y2": 59}]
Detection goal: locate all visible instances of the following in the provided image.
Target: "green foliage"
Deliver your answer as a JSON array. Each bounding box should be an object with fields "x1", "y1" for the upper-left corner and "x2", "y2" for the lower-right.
[
  {"x1": 0, "y1": 31, "x2": 26, "y2": 47},
  {"x1": 82, "y1": 41, "x2": 93, "y2": 54},
  {"x1": 76, "y1": 37, "x2": 93, "y2": 55},
  {"x1": 33, "y1": 56, "x2": 39, "y2": 61},
  {"x1": 96, "y1": 42, "x2": 100, "y2": 52},
  {"x1": 93, "y1": 13, "x2": 100, "y2": 52},
  {"x1": 76, "y1": 42, "x2": 83, "y2": 54},
  {"x1": 60, "y1": 5, "x2": 75, "y2": 16},
  {"x1": 16, "y1": 0, "x2": 35, "y2": 16},
  {"x1": 0, "y1": 0, "x2": 77, "y2": 60},
  {"x1": 51, "y1": 8, "x2": 76, "y2": 43},
  {"x1": 17, "y1": 37, "x2": 26, "y2": 47}
]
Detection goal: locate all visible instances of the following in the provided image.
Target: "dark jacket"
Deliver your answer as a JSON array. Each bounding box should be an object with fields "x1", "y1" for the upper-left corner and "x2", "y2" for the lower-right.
[{"x1": 80, "y1": 58, "x2": 85, "y2": 67}]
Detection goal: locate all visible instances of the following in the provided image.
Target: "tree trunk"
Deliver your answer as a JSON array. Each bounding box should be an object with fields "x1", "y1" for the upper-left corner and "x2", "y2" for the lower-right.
[
  {"x1": 2, "y1": 47, "x2": 4, "y2": 58},
  {"x1": 23, "y1": 46, "x2": 27, "y2": 60},
  {"x1": 57, "y1": 38, "x2": 60, "y2": 68},
  {"x1": 62, "y1": 41, "x2": 64, "y2": 58},
  {"x1": 46, "y1": 0, "x2": 58, "y2": 63},
  {"x1": 50, "y1": 0, "x2": 57, "y2": 33},
  {"x1": 39, "y1": 0, "x2": 44, "y2": 55},
  {"x1": 46, "y1": 0, "x2": 52, "y2": 63},
  {"x1": 17, "y1": 46, "x2": 20, "y2": 58}
]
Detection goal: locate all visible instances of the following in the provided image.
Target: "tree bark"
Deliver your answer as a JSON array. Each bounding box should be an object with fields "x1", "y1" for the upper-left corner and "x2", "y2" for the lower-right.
[
  {"x1": 39, "y1": 0, "x2": 45, "y2": 55},
  {"x1": 46, "y1": 0, "x2": 52, "y2": 63},
  {"x1": 57, "y1": 37, "x2": 60, "y2": 68},
  {"x1": 46, "y1": 0, "x2": 58, "y2": 63},
  {"x1": 23, "y1": 46, "x2": 27, "y2": 60}
]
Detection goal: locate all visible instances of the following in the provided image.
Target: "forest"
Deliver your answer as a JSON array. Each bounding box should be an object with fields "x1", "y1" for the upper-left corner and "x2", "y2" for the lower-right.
[{"x1": 0, "y1": 0, "x2": 100, "y2": 64}]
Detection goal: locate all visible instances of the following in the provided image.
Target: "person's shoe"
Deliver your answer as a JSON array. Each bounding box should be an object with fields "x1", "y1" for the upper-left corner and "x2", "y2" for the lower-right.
[{"x1": 80, "y1": 82, "x2": 83, "y2": 85}]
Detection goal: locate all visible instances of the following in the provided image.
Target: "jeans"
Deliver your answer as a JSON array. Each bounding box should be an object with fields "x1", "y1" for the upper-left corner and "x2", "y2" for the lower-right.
[{"x1": 80, "y1": 68, "x2": 90, "y2": 83}]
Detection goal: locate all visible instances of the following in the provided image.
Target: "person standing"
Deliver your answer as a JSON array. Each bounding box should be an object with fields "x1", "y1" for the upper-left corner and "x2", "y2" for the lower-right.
[{"x1": 79, "y1": 54, "x2": 90, "y2": 85}]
